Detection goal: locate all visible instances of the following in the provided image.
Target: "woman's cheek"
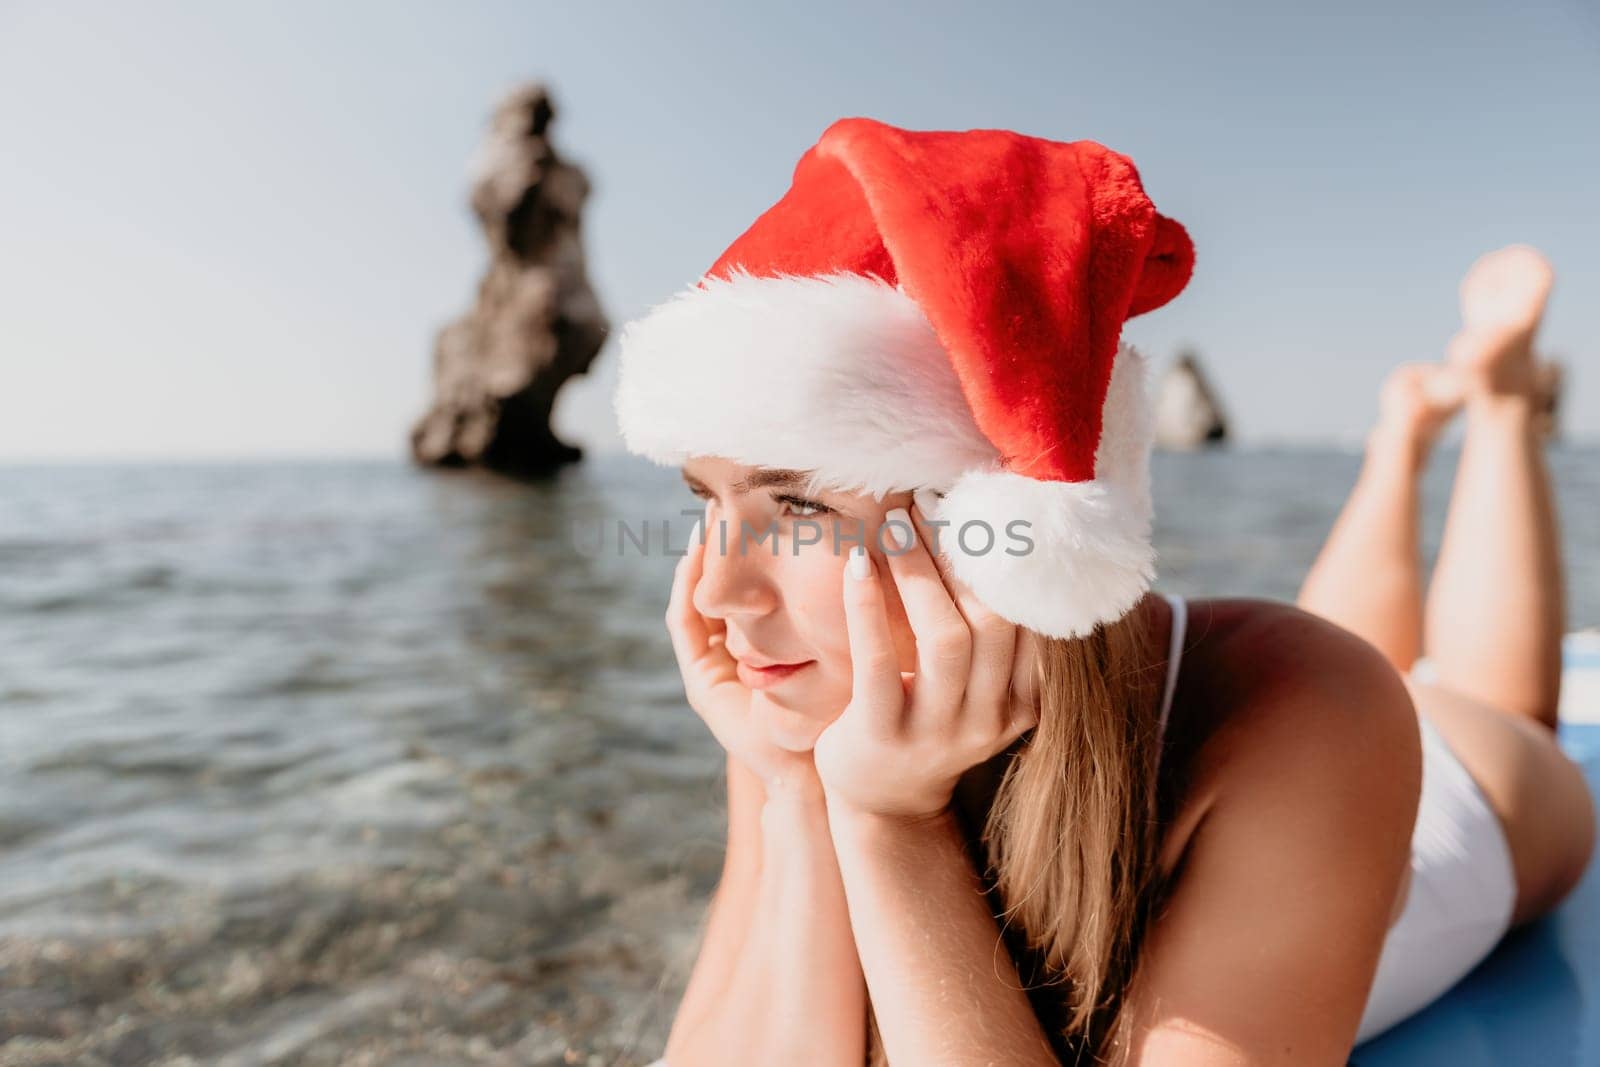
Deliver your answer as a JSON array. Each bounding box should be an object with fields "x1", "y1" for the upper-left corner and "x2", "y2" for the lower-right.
[
  {"x1": 777, "y1": 541, "x2": 854, "y2": 715},
  {"x1": 784, "y1": 534, "x2": 847, "y2": 622}
]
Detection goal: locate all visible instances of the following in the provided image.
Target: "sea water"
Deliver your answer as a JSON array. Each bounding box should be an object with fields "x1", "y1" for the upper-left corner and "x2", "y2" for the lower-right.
[{"x1": 1, "y1": 448, "x2": 1595, "y2": 1064}]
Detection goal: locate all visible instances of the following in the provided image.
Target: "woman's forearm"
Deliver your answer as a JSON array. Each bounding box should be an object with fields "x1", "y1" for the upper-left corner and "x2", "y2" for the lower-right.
[
  {"x1": 665, "y1": 779, "x2": 867, "y2": 1066},
  {"x1": 665, "y1": 757, "x2": 767, "y2": 1042},
  {"x1": 827, "y1": 803, "x2": 1059, "y2": 1066}
]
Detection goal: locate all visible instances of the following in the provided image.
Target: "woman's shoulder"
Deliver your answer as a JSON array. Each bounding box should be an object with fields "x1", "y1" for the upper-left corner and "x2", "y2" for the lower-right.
[
  {"x1": 1158, "y1": 597, "x2": 1423, "y2": 867},
  {"x1": 1176, "y1": 595, "x2": 1418, "y2": 738}
]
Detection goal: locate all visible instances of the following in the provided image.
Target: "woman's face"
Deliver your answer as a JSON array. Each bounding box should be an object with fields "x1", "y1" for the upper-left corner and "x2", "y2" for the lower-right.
[{"x1": 680, "y1": 455, "x2": 921, "y2": 751}]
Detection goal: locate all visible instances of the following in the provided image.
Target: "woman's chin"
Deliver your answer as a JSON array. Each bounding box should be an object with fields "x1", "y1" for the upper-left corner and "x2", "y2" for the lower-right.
[{"x1": 753, "y1": 695, "x2": 837, "y2": 752}]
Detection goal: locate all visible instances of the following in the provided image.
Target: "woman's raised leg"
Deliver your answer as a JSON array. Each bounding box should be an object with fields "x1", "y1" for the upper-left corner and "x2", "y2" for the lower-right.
[
  {"x1": 1296, "y1": 365, "x2": 1463, "y2": 674},
  {"x1": 1409, "y1": 245, "x2": 1591, "y2": 927},
  {"x1": 1423, "y1": 245, "x2": 1566, "y2": 730}
]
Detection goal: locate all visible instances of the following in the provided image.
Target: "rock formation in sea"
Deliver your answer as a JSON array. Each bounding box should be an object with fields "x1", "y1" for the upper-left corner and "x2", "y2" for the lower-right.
[
  {"x1": 1153, "y1": 349, "x2": 1230, "y2": 450},
  {"x1": 411, "y1": 83, "x2": 608, "y2": 478}
]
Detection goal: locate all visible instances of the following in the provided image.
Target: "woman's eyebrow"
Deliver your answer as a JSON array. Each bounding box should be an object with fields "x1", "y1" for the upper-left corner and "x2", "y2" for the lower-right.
[
  {"x1": 736, "y1": 469, "x2": 809, "y2": 492},
  {"x1": 680, "y1": 468, "x2": 810, "y2": 495}
]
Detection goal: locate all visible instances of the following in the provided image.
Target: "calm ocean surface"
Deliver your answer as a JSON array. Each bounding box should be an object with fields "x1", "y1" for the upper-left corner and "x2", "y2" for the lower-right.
[{"x1": 2, "y1": 449, "x2": 1596, "y2": 1065}]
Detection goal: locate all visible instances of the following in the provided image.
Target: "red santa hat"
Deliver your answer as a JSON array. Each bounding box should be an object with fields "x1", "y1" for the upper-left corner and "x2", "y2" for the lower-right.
[{"x1": 613, "y1": 117, "x2": 1195, "y2": 640}]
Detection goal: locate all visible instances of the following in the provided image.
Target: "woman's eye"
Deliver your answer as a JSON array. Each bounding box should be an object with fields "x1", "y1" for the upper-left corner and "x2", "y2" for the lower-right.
[
  {"x1": 776, "y1": 495, "x2": 833, "y2": 518},
  {"x1": 685, "y1": 487, "x2": 831, "y2": 520}
]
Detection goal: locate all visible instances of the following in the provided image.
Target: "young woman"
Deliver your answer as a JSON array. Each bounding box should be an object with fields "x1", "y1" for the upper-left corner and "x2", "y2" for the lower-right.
[{"x1": 615, "y1": 121, "x2": 1594, "y2": 1065}]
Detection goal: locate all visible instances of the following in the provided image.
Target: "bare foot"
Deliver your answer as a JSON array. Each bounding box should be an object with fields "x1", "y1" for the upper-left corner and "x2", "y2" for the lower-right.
[
  {"x1": 1449, "y1": 244, "x2": 1555, "y2": 398},
  {"x1": 1368, "y1": 363, "x2": 1465, "y2": 471}
]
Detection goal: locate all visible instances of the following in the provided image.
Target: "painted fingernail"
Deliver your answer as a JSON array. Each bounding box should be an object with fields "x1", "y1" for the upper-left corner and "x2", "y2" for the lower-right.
[
  {"x1": 848, "y1": 544, "x2": 873, "y2": 579},
  {"x1": 913, "y1": 488, "x2": 940, "y2": 516},
  {"x1": 688, "y1": 518, "x2": 702, "y2": 546},
  {"x1": 884, "y1": 507, "x2": 915, "y2": 551}
]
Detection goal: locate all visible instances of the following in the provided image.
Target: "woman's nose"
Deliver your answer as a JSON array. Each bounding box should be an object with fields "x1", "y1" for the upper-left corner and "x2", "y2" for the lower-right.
[{"x1": 693, "y1": 516, "x2": 781, "y2": 620}]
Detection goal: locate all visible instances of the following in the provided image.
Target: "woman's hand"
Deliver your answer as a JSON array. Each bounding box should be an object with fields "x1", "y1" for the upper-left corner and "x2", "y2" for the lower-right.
[
  {"x1": 813, "y1": 500, "x2": 1040, "y2": 822},
  {"x1": 666, "y1": 509, "x2": 821, "y2": 796}
]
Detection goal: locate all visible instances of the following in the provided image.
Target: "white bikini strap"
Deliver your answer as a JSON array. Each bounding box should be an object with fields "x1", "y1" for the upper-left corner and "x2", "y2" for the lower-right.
[{"x1": 1158, "y1": 593, "x2": 1186, "y2": 743}]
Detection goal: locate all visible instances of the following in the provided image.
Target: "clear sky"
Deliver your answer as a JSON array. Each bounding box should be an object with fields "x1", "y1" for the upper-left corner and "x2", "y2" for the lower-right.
[{"x1": 2, "y1": 0, "x2": 1596, "y2": 461}]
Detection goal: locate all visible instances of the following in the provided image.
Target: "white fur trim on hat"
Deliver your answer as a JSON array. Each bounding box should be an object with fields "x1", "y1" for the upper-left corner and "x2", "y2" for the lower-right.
[{"x1": 613, "y1": 270, "x2": 998, "y2": 498}]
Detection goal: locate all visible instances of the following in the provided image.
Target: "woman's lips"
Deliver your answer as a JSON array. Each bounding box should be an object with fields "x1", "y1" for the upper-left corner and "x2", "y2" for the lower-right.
[{"x1": 736, "y1": 658, "x2": 814, "y2": 689}]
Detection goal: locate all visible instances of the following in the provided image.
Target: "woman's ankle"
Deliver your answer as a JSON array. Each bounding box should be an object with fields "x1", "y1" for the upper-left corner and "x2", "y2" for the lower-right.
[
  {"x1": 1463, "y1": 387, "x2": 1542, "y2": 432},
  {"x1": 1363, "y1": 421, "x2": 1430, "y2": 478},
  {"x1": 1453, "y1": 357, "x2": 1540, "y2": 404}
]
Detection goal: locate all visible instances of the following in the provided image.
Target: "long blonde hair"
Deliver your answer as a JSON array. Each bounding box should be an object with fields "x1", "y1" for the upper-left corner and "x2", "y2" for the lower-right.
[{"x1": 864, "y1": 602, "x2": 1170, "y2": 1065}]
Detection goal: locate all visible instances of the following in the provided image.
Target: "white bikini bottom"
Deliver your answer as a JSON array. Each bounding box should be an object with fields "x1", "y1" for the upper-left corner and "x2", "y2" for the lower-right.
[
  {"x1": 643, "y1": 709, "x2": 1518, "y2": 1062},
  {"x1": 1353, "y1": 707, "x2": 1518, "y2": 1043}
]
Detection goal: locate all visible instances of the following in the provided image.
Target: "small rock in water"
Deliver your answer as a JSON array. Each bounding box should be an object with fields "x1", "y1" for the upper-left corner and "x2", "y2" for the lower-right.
[{"x1": 1154, "y1": 349, "x2": 1230, "y2": 451}]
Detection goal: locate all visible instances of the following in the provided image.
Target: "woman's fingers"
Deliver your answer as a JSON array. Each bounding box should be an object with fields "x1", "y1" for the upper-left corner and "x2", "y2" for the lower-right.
[
  {"x1": 1009, "y1": 629, "x2": 1043, "y2": 716},
  {"x1": 842, "y1": 545, "x2": 908, "y2": 733},
  {"x1": 908, "y1": 501, "x2": 1019, "y2": 732},
  {"x1": 665, "y1": 509, "x2": 747, "y2": 741},
  {"x1": 879, "y1": 506, "x2": 971, "y2": 714},
  {"x1": 665, "y1": 514, "x2": 710, "y2": 661},
  {"x1": 1000, "y1": 629, "x2": 1042, "y2": 747}
]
